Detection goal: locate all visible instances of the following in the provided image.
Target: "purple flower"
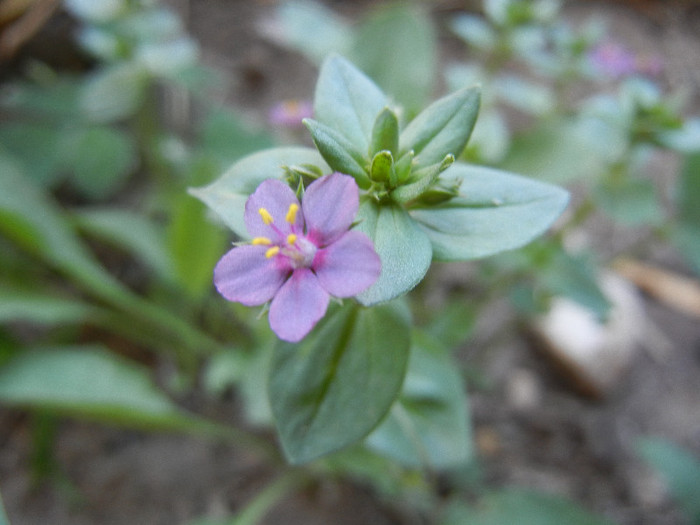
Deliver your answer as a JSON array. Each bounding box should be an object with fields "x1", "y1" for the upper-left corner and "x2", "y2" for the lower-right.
[
  {"x1": 589, "y1": 41, "x2": 637, "y2": 78},
  {"x1": 268, "y1": 99, "x2": 313, "y2": 128},
  {"x1": 214, "y1": 173, "x2": 381, "y2": 342}
]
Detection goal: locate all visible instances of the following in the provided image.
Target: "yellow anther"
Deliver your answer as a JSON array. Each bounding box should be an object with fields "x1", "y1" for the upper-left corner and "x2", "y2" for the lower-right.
[
  {"x1": 258, "y1": 207, "x2": 274, "y2": 225},
  {"x1": 287, "y1": 234, "x2": 297, "y2": 245},
  {"x1": 285, "y1": 203, "x2": 299, "y2": 224},
  {"x1": 265, "y1": 246, "x2": 280, "y2": 258},
  {"x1": 252, "y1": 236, "x2": 272, "y2": 246}
]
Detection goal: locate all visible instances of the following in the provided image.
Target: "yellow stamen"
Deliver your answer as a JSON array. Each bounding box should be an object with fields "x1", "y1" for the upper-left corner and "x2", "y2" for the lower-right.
[
  {"x1": 285, "y1": 203, "x2": 299, "y2": 224},
  {"x1": 265, "y1": 246, "x2": 280, "y2": 258},
  {"x1": 258, "y1": 207, "x2": 274, "y2": 225},
  {"x1": 287, "y1": 234, "x2": 297, "y2": 245},
  {"x1": 252, "y1": 236, "x2": 272, "y2": 246}
]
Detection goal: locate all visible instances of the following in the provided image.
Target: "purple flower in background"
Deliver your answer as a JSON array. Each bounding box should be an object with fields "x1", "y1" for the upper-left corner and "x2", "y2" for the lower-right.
[
  {"x1": 214, "y1": 173, "x2": 381, "y2": 342},
  {"x1": 268, "y1": 99, "x2": 313, "y2": 128},
  {"x1": 589, "y1": 41, "x2": 637, "y2": 78}
]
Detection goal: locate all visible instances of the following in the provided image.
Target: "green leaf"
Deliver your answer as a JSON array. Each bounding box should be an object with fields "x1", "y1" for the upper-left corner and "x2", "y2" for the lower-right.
[
  {"x1": 0, "y1": 153, "x2": 130, "y2": 302},
  {"x1": 80, "y1": 63, "x2": 148, "y2": 122},
  {"x1": 350, "y1": 4, "x2": 437, "y2": 115},
  {"x1": 391, "y1": 154, "x2": 454, "y2": 204},
  {"x1": 637, "y1": 437, "x2": 700, "y2": 523},
  {"x1": 594, "y1": 178, "x2": 661, "y2": 226},
  {"x1": 370, "y1": 107, "x2": 399, "y2": 157},
  {"x1": 170, "y1": 161, "x2": 228, "y2": 298},
  {"x1": 369, "y1": 150, "x2": 395, "y2": 185},
  {"x1": 410, "y1": 163, "x2": 569, "y2": 261},
  {"x1": 0, "y1": 290, "x2": 93, "y2": 325},
  {"x1": 266, "y1": 0, "x2": 353, "y2": 64},
  {"x1": 60, "y1": 126, "x2": 137, "y2": 198},
  {"x1": 501, "y1": 117, "x2": 626, "y2": 184},
  {"x1": 442, "y1": 489, "x2": 615, "y2": 525},
  {"x1": 0, "y1": 123, "x2": 63, "y2": 186},
  {"x1": 313, "y1": 55, "x2": 388, "y2": 155},
  {"x1": 0, "y1": 346, "x2": 209, "y2": 432},
  {"x1": 355, "y1": 200, "x2": 433, "y2": 305},
  {"x1": 366, "y1": 333, "x2": 471, "y2": 469},
  {"x1": 189, "y1": 147, "x2": 328, "y2": 238},
  {"x1": 674, "y1": 153, "x2": 700, "y2": 275},
  {"x1": 269, "y1": 301, "x2": 411, "y2": 464},
  {"x1": 399, "y1": 86, "x2": 480, "y2": 169},
  {"x1": 198, "y1": 109, "x2": 274, "y2": 168},
  {"x1": 303, "y1": 119, "x2": 370, "y2": 187},
  {"x1": 73, "y1": 207, "x2": 175, "y2": 281}
]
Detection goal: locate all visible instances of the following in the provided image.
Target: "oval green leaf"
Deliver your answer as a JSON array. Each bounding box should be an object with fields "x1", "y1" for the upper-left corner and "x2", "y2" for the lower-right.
[
  {"x1": 269, "y1": 301, "x2": 411, "y2": 464},
  {"x1": 410, "y1": 163, "x2": 569, "y2": 261},
  {"x1": 313, "y1": 55, "x2": 388, "y2": 154},
  {"x1": 355, "y1": 200, "x2": 433, "y2": 305}
]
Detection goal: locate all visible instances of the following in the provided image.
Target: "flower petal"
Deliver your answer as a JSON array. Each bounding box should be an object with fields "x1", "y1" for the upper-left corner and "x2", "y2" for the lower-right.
[
  {"x1": 302, "y1": 173, "x2": 359, "y2": 246},
  {"x1": 214, "y1": 245, "x2": 289, "y2": 306},
  {"x1": 313, "y1": 230, "x2": 381, "y2": 298},
  {"x1": 244, "y1": 179, "x2": 303, "y2": 240},
  {"x1": 269, "y1": 268, "x2": 330, "y2": 342}
]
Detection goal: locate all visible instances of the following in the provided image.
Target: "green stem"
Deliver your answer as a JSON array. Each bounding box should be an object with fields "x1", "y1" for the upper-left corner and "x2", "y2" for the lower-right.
[{"x1": 229, "y1": 470, "x2": 310, "y2": 525}]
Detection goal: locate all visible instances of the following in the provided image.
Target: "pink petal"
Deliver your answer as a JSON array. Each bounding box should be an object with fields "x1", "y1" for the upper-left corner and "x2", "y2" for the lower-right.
[
  {"x1": 214, "y1": 245, "x2": 290, "y2": 306},
  {"x1": 268, "y1": 268, "x2": 330, "y2": 342},
  {"x1": 313, "y1": 231, "x2": 381, "y2": 298},
  {"x1": 302, "y1": 173, "x2": 359, "y2": 246},
  {"x1": 244, "y1": 179, "x2": 303, "y2": 240}
]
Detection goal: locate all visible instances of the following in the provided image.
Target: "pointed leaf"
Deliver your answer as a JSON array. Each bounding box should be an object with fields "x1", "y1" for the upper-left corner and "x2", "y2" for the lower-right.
[
  {"x1": 0, "y1": 346, "x2": 212, "y2": 432},
  {"x1": 73, "y1": 207, "x2": 175, "y2": 281},
  {"x1": 313, "y1": 55, "x2": 388, "y2": 154},
  {"x1": 391, "y1": 154, "x2": 454, "y2": 204},
  {"x1": 269, "y1": 301, "x2": 411, "y2": 463},
  {"x1": 355, "y1": 201, "x2": 432, "y2": 305},
  {"x1": 400, "y1": 86, "x2": 480, "y2": 168},
  {"x1": 410, "y1": 163, "x2": 569, "y2": 261},
  {"x1": 0, "y1": 290, "x2": 93, "y2": 325},
  {"x1": 189, "y1": 147, "x2": 328, "y2": 238},
  {"x1": 304, "y1": 118, "x2": 370, "y2": 187}
]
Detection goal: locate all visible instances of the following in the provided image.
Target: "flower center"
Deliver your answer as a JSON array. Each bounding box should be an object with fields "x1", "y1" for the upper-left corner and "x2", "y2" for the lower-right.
[{"x1": 255, "y1": 204, "x2": 317, "y2": 269}]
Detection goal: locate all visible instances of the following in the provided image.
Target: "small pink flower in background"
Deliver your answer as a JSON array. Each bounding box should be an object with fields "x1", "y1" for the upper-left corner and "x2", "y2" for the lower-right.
[
  {"x1": 268, "y1": 99, "x2": 313, "y2": 128},
  {"x1": 589, "y1": 41, "x2": 664, "y2": 79},
  {"x1": 214, "y1": 173, "x2": 381, "y2": 342},
  {"x1": 589, "y1": 41, "x2": 637, "y2": 78}
]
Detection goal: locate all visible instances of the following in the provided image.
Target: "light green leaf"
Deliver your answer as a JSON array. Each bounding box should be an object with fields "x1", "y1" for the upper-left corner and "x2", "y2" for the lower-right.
[
  {"x1": 369, "y1": 107, "x2": 399, "y2": 157},
  {"x1": 0, "y1": 346, "x2": 209, "y2": 432},
  {"x1": 674, "y1": 153, "x2": 700, "y2": 275},
  {"x1": 0, "y1": 123, "x2": 63, "y2": 186},
  {"x1": 594, "y1": 177, "x2": 661, "y2": 226},
  {"x1": 264, "y1": 0, "x2": 353, "y2": 63},
  {"x1": 637, "y1": 437, "x2": 700, "y2": 523},
  {"x1": 399, "y1": 86, "x2": 480, "y2": 169},
  {"x1": 0, "y1": 153, "x2": 130, "y2": 302},
  {"x1": 355, "y1": 200, "x2": 433, "y2": 305},
  {"x1": 410, "y1": 163, "x2": 569, "y2": 261},
  {"x1": 0, "y1": 290, "x2": 93, "y2": 325},
  {"x1": 189, "y1": 147, "x2": 328, "y2": 239},
  {"x1": 313, "y1": 55, "x2": 388, "y2": 155},
  {"x1": 81, "y1": 63, "x2": 148, "y2": 122},
  {"x1": 350, "y1": 3, "x2": 437, "y2": 115},
  {"x1": 442, "y1": 489, "x2": 615, "y2": 525},
  {"x1": 303, "y1": 119, "x2": 370, "y2": 186},
  {"x1": 366, "y1": 333, "x2": 471, "y2": 469},
  {"x1": 391, "y1": 154, "x2": 454, "y2": 204},
  {"x1": 60, "y1": 126, "x2": 137, "y2": 198},
  {"x1": 73, "y1": 207, "x2": 174, "y2": 281},
  {"x1": 269, "y1": 301, "x2": 411, "y2": 464}
]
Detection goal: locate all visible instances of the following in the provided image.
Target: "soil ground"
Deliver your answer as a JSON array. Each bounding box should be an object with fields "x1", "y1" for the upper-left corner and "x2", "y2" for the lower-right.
[{"x1": 1, "y1": 1, "x2": 700, "y2": 524}]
